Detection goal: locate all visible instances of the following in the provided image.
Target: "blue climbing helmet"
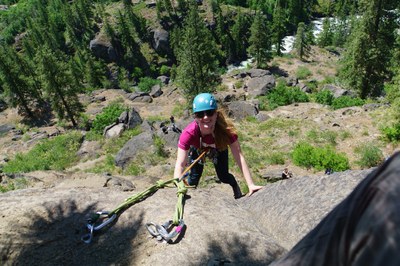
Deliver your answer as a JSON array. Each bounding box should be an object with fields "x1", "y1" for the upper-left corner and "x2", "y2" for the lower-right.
[{"x1": 192, "y1": 93, "x2": 218, "y2": 113}]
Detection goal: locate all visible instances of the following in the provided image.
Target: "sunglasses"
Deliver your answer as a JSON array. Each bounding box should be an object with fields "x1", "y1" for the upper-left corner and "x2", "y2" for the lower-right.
[{"x1": 195, "y1": 110, "x2": 216, "y2": 118}]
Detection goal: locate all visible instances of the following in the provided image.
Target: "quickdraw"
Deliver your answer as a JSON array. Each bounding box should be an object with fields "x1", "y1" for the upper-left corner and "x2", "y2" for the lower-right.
[
  {"x1": 145, "y1": 219, "x2": 185, "y2": 243},
  {"x1": 81, "y1": 149, "x2": 208, "y2": 244}
]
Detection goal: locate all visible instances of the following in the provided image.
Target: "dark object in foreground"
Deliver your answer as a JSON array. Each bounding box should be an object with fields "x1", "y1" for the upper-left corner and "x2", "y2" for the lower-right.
[{"x1": 271, "y1": 151, "x2": 400, "y2": 266}]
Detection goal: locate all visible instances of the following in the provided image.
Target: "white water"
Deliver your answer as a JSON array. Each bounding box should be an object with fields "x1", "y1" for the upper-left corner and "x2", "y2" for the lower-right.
[
  {"x1": 226, "y1": 57, "x2": 254, "y2": 72},
  {"x1": 281, "y1": 17, "x2": 328, "y2": 54},
  {"x1": 227, "y1": 18, "x2": 328, "y2": 72}
]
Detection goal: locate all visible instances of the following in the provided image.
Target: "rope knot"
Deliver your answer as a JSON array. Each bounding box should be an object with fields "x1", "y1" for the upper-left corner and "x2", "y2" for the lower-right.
[
  {"x1": 176, "y1": 187, "x2": 188, "y2": 195},
  {"x1": 156, "y1": 180, "x2": 166, "y2": 188}
]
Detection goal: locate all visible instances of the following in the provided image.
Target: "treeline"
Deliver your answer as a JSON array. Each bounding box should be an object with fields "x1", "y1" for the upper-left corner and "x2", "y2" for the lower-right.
[{"x1": 0, "y1": 0, "x2": 399, "y2": 127}]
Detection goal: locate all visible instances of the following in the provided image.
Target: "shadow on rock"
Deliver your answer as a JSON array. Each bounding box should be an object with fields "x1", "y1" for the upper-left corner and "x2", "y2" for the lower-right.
[
  {"x1": 4, "y1": 199, "x2": 144, "y2": 266},
  {"x1": 202, "y1": 236, "x2": 283, "y2": 265}
]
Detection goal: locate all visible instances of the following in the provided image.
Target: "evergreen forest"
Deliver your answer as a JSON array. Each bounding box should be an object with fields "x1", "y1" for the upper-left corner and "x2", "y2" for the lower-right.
[{"x1": 0, "y1": 0, "x2": 399, "y2": 128}]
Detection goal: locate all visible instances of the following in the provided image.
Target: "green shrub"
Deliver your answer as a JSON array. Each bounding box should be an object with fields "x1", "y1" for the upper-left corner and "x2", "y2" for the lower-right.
[
  {"x1": 306, "y1": 129, "x2": 338, "y2": 146},
  {"x1": 321, "y1": 130, "x2": 338, "y2": 146},
  {"x1": 339, "y1": 130, "x2": 352, "y2": 140},
  {"x1": 0, "y1": 177, "x2": 28, "y2": 193},
  {"x1": 102, "y1": 127, "x2": 142, "y2": 155},
  {"x1": 260, "y1": 81, "x2": 309, "y2": 110},
  {"x1": 381, "y1": 123, "x2": 400, "y2": 142},
  {"x1": 137, "y1": 77, "x2": 161, "y2": 93},
  {"x1": 331, "y1": 96, "x2": 364, "y2": 110},
  {"x1": 354, "y1": 143, "x2": 384, "y2": 168},
  {"x1": 296, "y1": 66, "x2": 312, "y2": 80},
  {"x1": 153, "y1": 135, "x2": 168, "y2": 157},
  {"x1": 91, "y1": 102, "x2": 126, "y2": 134},
  {"x1": 159, "y1": 65, "x2": 171, "y2": 76},
  {"x1": 292, "y1": 141, "x2": 349, "y2": 171},
  {"x1": 2, "y1": 132, "x2": 82, "y2": 173},
  {"x1": 257, "y1": 95, "x2": 269, "y2": 110},
  {"x1": 267, "y1": 152, "x2": 286, "y2": 165},
  {"x1": 234, "y1": 80, "x2": 244, "y2": 89},
  {"x1": 124, "y1": 162, "x2": 145, "y2": 176},
  {"x1": 315, "y1": 89, "x2": 334, "y2": 105},
  {"x1": 86, "y1": 154, "x2": 118, "y2": 174}
]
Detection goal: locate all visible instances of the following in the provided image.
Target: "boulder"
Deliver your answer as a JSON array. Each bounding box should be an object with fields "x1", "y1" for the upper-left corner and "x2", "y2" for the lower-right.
[
  {"x1": 0, "y1": 184, "x2": 285, "y2": 265},
  {"x1": 89, "y1": 36, "x2": 117, "y2": 63},
  {"x1": 151, "y1": 28, "x2": 172, "y2": 56},
  {"x1": 127, "y1": 92, "x2": 153, "y2": 103},
  {"x1": 150, "y1": 84, "x2": 163, "y2": 98},
  {"x1": 104, "y1": 123, "x2": 126, "y2": 138},
  {"x1": 0, "y1": 167, "x2": 375, "y2": 265},
  {"x1": 245, "y1": 75, "x2": 276, "y2": 98},
  {"x1": 322, "y1": 84, "x2": 356, "y2": 98},
  {"x1": 242, "y1": 169, "x2": 372, "y2": 250},
  {"x1": 226, "y1": 101, "x2": 258, "y2": 121},
  {"x1": 114, "y1": 131, "x2": 155, "y2": 168}
]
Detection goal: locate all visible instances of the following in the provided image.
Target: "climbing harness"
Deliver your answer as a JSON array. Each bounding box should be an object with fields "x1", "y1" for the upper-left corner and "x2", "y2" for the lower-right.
[{"x1": 81, "y1": 149, "x2": 208, "y2": 244}]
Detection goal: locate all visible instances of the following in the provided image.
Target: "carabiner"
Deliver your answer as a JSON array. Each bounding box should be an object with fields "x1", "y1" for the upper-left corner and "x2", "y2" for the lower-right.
[
  {"x1": 81, "y1": 223, "x2": 95, "y2": 244},
  {"x1": 160, "y1": 219, "x2": 185, "y2": 242},
  {"x1": 81, "y1": 211, "x2": 117, "y2": 244},
  {"x1": 145, "y1": 222, "x2": 160, "y2": 236},
  {"x1": 146, "y1": 219, "x2": 185, "y2": 243},
  {"x1": 91, "y1": 212, "x2": 117, "y2": 231}
]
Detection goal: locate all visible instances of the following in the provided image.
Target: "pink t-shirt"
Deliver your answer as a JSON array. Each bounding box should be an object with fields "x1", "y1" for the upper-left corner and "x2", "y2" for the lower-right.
[{"x1": 178, "y1": 120, "x2": 238, "y2": 150}]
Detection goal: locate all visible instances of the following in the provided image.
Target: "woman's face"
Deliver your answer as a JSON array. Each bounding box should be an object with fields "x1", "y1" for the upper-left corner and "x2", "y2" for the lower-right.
[{"x1": 195, "y1": 109, "x2": 217, "y2": 135}]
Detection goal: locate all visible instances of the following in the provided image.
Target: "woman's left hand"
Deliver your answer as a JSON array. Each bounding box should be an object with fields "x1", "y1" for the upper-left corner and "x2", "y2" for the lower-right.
[{"x1": 247, "y1": 184, "x2": 264, "y2": 197}]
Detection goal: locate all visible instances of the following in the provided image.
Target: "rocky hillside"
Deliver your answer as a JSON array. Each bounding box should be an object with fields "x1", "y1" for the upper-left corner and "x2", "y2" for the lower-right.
[
  {"x1": 0, "y1": 165, "x2": 374, "y2": 265},
  {"x1": 0, "y1": 43, "x2": 399, "y2": 265}
]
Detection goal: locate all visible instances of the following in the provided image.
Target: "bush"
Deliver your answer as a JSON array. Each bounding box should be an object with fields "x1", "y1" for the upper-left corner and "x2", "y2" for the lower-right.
[
  {"x1": 267, "y1": 152, "x2": 286, "y2": 165},
  {"x1": 2, "y1": 132, "x2": 82, "y2": 173},
  {"x1": 260, "y1": 81, "x2": 309, "y2": 110},
  {"x1": 381, "y1": 123, "x2": 400, "y2": 142},
  {"x1": 153, "y1": 135, "x2": 168, "y2": 157},
  {"x1": 91, "y1": 102, "x2": 126, "y2": 134},
  {"x1": 296, "y1": 66, "x2": 312, "y2": 80},
  {"x1": 159, "y1": 65, "x2": 171, "y2": 76},
  {"x1": 315, "y1": 89, "x2": 334, "y2": 105},
  {"x1": 0, "y1": 177, "x2": 28, "y2": 193},
  {"x1": 354, "y1": 143, "x2": 384, "y2": 168},
  {"x1": 331, "y1": 96, "x2": 364, "y2": 110},
  {"x1": 137, "y1": 77, "x2": 161, "y2": 93},
  {"x1": 306, "y1": 129, "x2": 338, "y2": 146},
  {"x1": 292, "y1": 141, "x2": 349, "y2": 171}
]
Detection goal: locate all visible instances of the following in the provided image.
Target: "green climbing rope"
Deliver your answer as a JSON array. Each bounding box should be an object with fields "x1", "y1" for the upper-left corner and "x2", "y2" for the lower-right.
[
  {"x1": 109, "y1": 177, "x2": 178, "y2": 216},
  {"x1": 82, "y1": 149, "x2": 208, "y2": 243}
]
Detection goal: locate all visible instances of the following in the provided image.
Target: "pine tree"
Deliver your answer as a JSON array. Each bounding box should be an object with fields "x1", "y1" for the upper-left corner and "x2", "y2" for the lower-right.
[
  {"x1": 248, "y1": 11, "x2": 272, "y2": 68},
  {"x1": 174, "y1": 0, "x2": 219, "y2": 100},
  {"x1": 293, "y1": 22, "x2": 311, "y2": 61},
  {"x1": 63, "y1": 0, "x2": 94, "y2": 49},
  {"x1": 231, "y1": 10, "x2": 251, "y2": 61},
  {"x1": 36, "y1": 47, "x2": 83, "y2": 127},
  {"x1": 339, "y1": 0, "x2": 398, "y2": 98},
  {"x1": 317, "y1": 18, "x2": 333, "y2": 47},
  {"x1": 331, "y1": 16, "x2": 351, "y2": 47},
  {"x1": 271, "y1": 1, "x2": 287, "y2": 55},
  {"x1": 212, "y1": 0, "x2": 235, "y2": 64},
  {"x1": 123, "y1": 0, "x2": 148, "y2": 41},
  {"x1": 0, "y1": 46, "x2": 41, "y2": 119}
]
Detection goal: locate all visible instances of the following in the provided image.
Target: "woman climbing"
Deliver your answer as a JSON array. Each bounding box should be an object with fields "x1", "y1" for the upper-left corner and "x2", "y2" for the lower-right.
[{"x1": 173, "y1": 93, "x2": 263, "y2": 199}]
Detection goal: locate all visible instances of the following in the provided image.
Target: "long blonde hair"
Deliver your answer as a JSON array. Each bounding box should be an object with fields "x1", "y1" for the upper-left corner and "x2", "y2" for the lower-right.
[{"x1": 214, "y1": 108, "x2": 237, "y2": 151}]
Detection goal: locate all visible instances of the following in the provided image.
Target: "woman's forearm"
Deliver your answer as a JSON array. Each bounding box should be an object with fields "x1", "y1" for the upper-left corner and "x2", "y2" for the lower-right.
[
  {"x1": 174, "y1": 148, "x2": 188, "y2": 179},
  {"x1": 230, "y1": 141, "x2": 255, "y2": 187}
]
